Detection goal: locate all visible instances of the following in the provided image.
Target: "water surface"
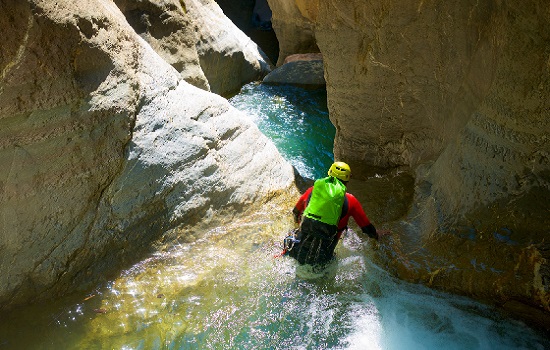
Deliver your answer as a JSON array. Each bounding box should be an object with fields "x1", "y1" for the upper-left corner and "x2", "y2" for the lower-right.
[
  {"x1": 229, "y1": 82, "x2": 335, "y2": 180},
  {"x1": 0, "y1": 83, "x2": 548, "y2": 350}
]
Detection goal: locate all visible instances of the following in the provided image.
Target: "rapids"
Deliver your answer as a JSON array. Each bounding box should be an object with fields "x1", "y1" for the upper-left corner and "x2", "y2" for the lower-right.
[{"x1": 0, "y1": 83, "x2": 547, "y2": 349}]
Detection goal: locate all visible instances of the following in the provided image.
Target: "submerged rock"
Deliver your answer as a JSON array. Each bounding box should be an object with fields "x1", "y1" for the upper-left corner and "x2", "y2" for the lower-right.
[{"x1": 0, "y1": 0, "x2": 296, "y2": 309}]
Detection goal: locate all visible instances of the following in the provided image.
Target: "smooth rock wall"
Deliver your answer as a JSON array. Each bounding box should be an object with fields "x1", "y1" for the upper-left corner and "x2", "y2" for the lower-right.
[
  {"x1": 410, "y1": 1, "x2": 549, "y2": 319},
  {"x1": 267, "y1": 0, "x2": 319, "y2": 66},
  {"x1": 114, "y1": 0, "x2": 272, "y2": 97},
  {"x1": 114, "y1": 0, "x2": 210, "y2": 91},
  {"x1": 0, "y1": 0, "x2": 295, "y2": 309},
  {"x1": 186, "y1": 0, "x2": 273, "y2": 96}
]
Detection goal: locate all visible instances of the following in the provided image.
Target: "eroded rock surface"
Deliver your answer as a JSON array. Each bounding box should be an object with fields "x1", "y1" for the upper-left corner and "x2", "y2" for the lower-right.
[
  {"x1": 268, "y1": 0, "x2": 550, "y2": 327},
  {"x1": 267, "y1": 0, "x2": 319, "y2": 66},
  {"x1": 185, "y1": 0, "x2": 273, "y2": 96},
  {"x1": 114, "y1": 0, "x2": 210, "y2": 91},
  {"x1": 114, "y1": 0, "x2": 272, "y2": 97},
  {"x1": 0, "y1": 0, "x2": 295, "y2": 309}
]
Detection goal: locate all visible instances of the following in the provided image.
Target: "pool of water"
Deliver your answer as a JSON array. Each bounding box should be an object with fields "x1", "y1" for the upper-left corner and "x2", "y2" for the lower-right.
[
  {"x1": 229, "y1": 82, "x2": 335, "y2": 180},
  {"x1": 1, "y1": 215, "x2": 546, "y2": 349},
  {"x1": 0, "y1": 84, "x2": 548, "y2": 350}
]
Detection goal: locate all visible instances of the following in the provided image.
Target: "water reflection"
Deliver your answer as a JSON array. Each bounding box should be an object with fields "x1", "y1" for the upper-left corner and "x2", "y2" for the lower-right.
[{"x1": 1, "y1": 204, "x2": 547, "y2": 349}]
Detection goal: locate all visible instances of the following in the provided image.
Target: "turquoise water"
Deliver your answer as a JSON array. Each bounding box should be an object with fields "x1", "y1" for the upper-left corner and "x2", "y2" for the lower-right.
[
  {"x1": 1, "y1": 223, "x2": 546, "y2": 349},
  {"x1": 229, "y1": 83, "x2": 335, "y2": 180},
  {"x1": 0, "y1": 84, "x2": 548, "y2": 349}
]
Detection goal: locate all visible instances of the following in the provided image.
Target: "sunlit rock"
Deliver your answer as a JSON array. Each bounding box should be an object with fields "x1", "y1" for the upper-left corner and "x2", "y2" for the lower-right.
[
  {"x1": 113, "y1": 0, "x2": 272, "y2": 97},
  {"x1": 0, "y1": 0, "x2": 295, "y2": 309},
  {"x1": 114, "y1": 0, "x2": 210, "y2": 91},
  {"x1": 184, "y1": 0, "x2": 273, "y2": 96},
  {"x1": 267, "y1": 0, "x2": 319, "y2": 66}
]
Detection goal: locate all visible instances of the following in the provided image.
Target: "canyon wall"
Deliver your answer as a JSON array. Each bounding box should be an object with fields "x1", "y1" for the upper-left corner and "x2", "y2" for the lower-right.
[
  {"x1": 113, "y1": 0, "x2": 272, "y2": 96},
  {"x1": 267, "y1": 0, "x2": 319, "y2": 66},
  {"x1": 268, "y1": 0, "x2": 550, "y2": 326},
  {"x1": 0, "y1": 0, "x2": 295, "y2": 309}
]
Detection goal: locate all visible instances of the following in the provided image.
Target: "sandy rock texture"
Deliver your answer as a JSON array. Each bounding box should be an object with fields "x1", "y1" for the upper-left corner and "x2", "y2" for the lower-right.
[
  {"x1": 0, "y1": 0, "x2": 295, "y2": 309},
  {"x1": 114, "y1": 0, "x2": 272, "y2": 97},
  {"x1": 114, "y1": 0, "x2": 209, "y2": 91},
  {"x1": 185, "y1": 0, "x2": 272, "y2": 96},
  {"x1": 267, "y1": 0, "x2": 319, "y2": 66},
  {"x1": 268, "y1": 0, "x2": 549, "y2": 326}
]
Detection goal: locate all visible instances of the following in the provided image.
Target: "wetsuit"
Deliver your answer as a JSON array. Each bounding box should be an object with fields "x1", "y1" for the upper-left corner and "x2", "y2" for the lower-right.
[{"x1": 289, "y1": 187, "x2": 378, "y2": 265}]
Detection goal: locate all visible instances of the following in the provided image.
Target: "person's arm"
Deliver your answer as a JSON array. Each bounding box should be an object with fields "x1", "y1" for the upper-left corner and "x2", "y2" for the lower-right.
[
  {"x1": 292, "y1": 187, "x2": 313, "y2": 223},
  {"x1": 360, "y1": 224, "x2": 391, "y2": 240},
  {"x1": 361, "y1": 223, "x2": 379, "y2": 239},
  {"x1": 347, "y1": 193, "x2": 391, "y2": 240}
]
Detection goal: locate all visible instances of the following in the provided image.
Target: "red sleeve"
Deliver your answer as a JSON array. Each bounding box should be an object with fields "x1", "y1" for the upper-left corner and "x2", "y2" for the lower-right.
[
  {"x1": 294, "y1": 187, "x2": 313, "y2": 213},
  {"x1": 344, "y1": 193, "x2": 371, "y2": 228}
]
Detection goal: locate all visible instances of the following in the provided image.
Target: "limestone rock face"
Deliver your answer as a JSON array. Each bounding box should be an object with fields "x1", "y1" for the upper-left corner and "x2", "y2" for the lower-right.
[
  {"x1": 0, "y1": 0, "x2": 295, "y2": 309},
  {"x1": 114, "y1": 0, "x2": 210, "y2": 91},
  {"x1": 315, "y1": 1, "x2": 501, "y2": 172},
  {"x1": 267, "y1": 0, "x2": 319, "y2": 66},
  {"x1": 268, "y1": 0, "x2": 549, "y2": 323},
  {"x1": 215, "y1": 0, "x2": 279, "y2": 65},
  {"x1": 114, "y1": 0, "x2": 272, "y2": 97},
  {"x1": 185, "y1": 0, "x2": 273, "y2": 96}
]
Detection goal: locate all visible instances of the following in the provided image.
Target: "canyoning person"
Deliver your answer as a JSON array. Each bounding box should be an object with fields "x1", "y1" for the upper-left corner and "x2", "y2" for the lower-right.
[{"x1": 282, "y1": 161, "x2": 390, "y2": 265}]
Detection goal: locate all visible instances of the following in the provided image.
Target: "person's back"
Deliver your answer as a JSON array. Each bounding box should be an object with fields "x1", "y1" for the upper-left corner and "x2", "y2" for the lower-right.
[{"x1": 285, "y1": 162, "x2": 389, "y2": 265}]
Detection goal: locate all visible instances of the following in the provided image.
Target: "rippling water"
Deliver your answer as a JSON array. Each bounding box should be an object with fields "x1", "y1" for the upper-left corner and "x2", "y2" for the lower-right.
[
  {"x1": 229, "y1": 82, "x2": 335, "y2": 180},
  {"x1": 0, "y1": 84, "x2": 548, "y2": 350}
]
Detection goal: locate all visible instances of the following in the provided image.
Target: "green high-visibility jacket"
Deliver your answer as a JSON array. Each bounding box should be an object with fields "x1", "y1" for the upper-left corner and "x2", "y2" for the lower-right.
[{"x1": 303, "y1": 176, "x2": 346, "y2": 226}]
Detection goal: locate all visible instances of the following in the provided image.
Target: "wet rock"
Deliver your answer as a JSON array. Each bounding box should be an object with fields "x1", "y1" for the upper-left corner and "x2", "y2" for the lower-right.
[{"x1": 0, "y1": 0, "x2": 296, "y2": 310}]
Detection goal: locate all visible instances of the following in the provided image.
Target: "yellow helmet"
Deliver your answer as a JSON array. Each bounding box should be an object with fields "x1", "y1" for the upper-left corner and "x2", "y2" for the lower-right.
[{"x1": 328, "y1": 161, "x2": 351, "y2": 182}]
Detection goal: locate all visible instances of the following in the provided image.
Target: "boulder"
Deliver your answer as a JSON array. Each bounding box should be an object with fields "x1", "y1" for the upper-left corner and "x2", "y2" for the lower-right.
[
  {"x1": 283, "y1": 52, "x2": 322, "y2": 64},
  {"x1": 184, "y1": 0, "x2": 273, "y2": 96},
  {"x1": 263, "y1": 53, "x2": 324, "y2": 88},
  {"x1": 0, "y1": 0, "x2": 296, "y2": 309}
]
